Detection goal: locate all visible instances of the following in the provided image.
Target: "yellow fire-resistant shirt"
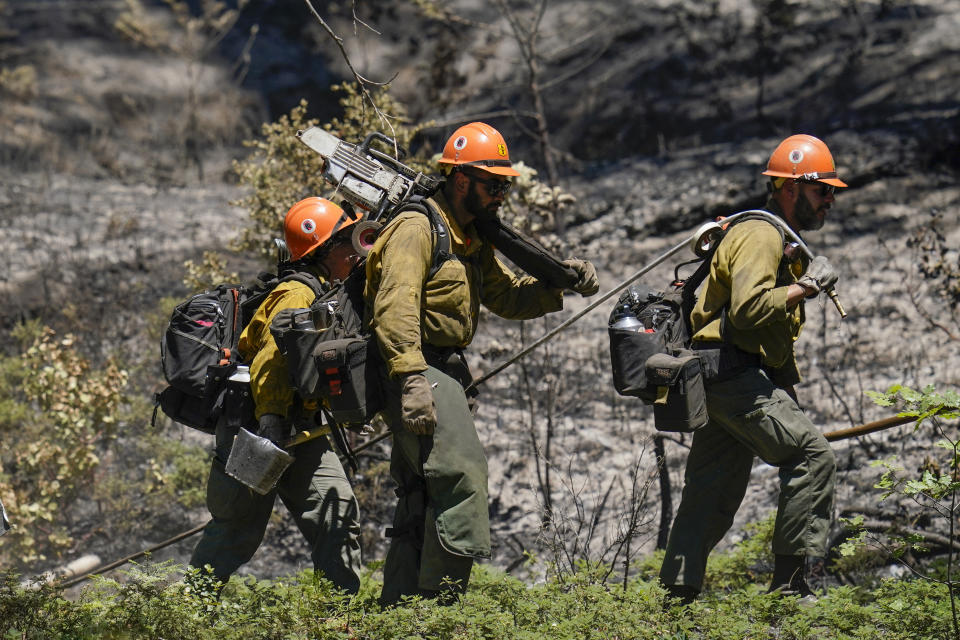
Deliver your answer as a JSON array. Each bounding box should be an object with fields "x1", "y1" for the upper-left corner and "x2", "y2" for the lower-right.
[
  {"x1": 239, "y1": 278, "x2": 322, "y2": 419},
  {"x1": 364, "y1": 191, "x2": 564, "y2": 378},
  {"x1": 690, "y1": 217, "x2": 806, "y2": 385}
]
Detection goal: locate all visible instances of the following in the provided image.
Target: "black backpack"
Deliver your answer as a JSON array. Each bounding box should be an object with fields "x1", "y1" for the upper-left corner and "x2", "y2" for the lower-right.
[
  {"x1": 608, "y1": 214, "x2": 785, "y2": 432},
  {"x1": 154, "y1": 271, "x2": 324, "y2": 434},
  {"x1": 269, "y1": 197, "x2": 453, "y2": 428}
]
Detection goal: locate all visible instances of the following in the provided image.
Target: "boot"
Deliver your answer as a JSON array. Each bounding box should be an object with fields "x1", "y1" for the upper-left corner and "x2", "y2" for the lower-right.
[
  {"x1": 662, "y1": 583, "x2": 699, "y2": 607},
  {"x1": 768, "y1": 554, "x2": 816, "y2": 600}
]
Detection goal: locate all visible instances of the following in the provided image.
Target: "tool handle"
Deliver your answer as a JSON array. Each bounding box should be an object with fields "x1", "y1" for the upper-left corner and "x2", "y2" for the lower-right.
[
  {"x1": 826, "y1": 287, "x2": 847, "y2": 319},
  {"x1": 282, "y1": 426, "x2": 330, "y2": 449}
]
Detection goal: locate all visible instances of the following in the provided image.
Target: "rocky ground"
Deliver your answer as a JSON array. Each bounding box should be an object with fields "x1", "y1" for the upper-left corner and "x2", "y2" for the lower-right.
[{"x1": 1, "y1": 0, "x2": 959, "y2": 586}]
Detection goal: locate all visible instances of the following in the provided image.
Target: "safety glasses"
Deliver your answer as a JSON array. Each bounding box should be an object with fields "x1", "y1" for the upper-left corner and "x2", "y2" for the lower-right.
[
  {"x1": 798, "y1": 180, "x2": 836, "y2": 198},
  {"x1": 465, "y1": 172, "x2": 512, "y2": 198}
]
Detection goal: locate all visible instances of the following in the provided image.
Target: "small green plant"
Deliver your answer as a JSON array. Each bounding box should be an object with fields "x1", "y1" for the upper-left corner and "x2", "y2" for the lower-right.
[
  {"x1": 841, "y1": 384, "x2": 960, "y2": 640},
  {"x1": 0, "y1": 324, "x2": 128, "y2": 565},
  {"x1": 2, "y1": 558, "x2": 958, "y2": 638},
  {"x1": 703, "y1": 513, "x2": 775, "y2": 593}
]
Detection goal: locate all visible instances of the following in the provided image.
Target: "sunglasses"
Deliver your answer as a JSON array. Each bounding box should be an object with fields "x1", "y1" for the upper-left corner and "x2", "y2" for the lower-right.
[
  {"x1": 797, "y1": 180, "x2": 836, "y2": 197},
  {"x1": 463, "y1": 172, "x2": 512, "y2": 198}
]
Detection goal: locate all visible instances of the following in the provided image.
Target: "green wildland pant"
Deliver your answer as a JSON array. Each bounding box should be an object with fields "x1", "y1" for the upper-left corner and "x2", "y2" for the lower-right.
[
  {"x1": 660, "y1": 366, "x2": 836, "y2": 591},
  {"x1": 380, "y1": 364, "x2": 490, "y2": 606},
  {"x1": 190, "y1": 422, "x2": 362, "y2": 593}
]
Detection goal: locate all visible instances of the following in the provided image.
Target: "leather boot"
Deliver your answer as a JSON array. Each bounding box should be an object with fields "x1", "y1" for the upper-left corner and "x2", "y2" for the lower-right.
[{"x1": 768, "y1": 554, "x2": 815, "y2": 598}]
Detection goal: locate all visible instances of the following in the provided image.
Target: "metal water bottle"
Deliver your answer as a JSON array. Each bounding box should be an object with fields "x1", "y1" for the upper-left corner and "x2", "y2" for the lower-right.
[{"x1": 611, "y1": 303, "x2": 643, "y2": 331}]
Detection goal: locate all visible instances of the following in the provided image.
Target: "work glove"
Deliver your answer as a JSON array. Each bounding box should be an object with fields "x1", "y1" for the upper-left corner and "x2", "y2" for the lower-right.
[
  {"x1": 400, "y1": 372, "x2": 437, "y2": 436},
  {"x1": 563, "y1": 259, "x2": 600, "y2": 297},
  {"x1": 797, "y1": 255, "x2": 839, "y2": 298},
  {"x1": 256, "y1": 413, "x2": 290, "y2": 444}
]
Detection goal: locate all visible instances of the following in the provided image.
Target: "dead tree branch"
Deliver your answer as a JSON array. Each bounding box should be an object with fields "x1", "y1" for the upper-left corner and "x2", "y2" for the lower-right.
[{"x1": 303, "y1": 0, "x2": 400, "y2": 146}]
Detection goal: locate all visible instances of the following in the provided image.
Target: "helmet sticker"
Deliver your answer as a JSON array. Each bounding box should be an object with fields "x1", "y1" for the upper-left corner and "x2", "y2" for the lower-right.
[
  {"x1": 453, "y1": 136, "x2": 468, "y2": 150},
  {"x1": 788, "y1": 149, "x2": 804, "y2": 165},
  {"x1": 497, "y1": 143, "x2": 507, "y2": 157},
  {"x1": 301, "y1": 218, "x2": 316, "y2": 234}
]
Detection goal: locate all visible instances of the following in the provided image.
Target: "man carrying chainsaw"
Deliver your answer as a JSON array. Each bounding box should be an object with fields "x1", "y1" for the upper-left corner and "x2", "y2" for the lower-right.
[
  {"x1": 190, "y1": 197, "x2": 363, "y2": 593},
  {"x1": 364, "y1": 122, "x2": 599, "y2": 605},
  {"x1": 659, "y1": 134, "x2": 844, "y2": 604}
]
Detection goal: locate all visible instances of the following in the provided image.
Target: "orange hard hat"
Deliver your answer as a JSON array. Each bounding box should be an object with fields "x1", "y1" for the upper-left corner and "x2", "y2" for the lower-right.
[
  {"x1": 438, "y1": 122, "x2": 520, "y2": 177},
  {"x1": 283, "y1": 197, "x2": 357, "y2": 261},
  {"x1": 762, "y1": 134, "x2": 847, "y2": 188}
]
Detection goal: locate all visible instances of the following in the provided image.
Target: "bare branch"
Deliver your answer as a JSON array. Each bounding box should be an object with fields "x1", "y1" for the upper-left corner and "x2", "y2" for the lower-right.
[
  {"x1": 302, "y1": 0, "x2": 398, "y2": 144},
  {"x1": 351, "y1": 0, "x2": 380, "y2": 35}
]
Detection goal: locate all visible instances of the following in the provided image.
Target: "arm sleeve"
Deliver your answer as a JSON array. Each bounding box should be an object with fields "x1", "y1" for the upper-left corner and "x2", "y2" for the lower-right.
[
  {"x1": 479, "y1": 244, "x2": 564, "y2": 320},
  {"x1": 725, "y1": 223, "x2": 791, "y2": 330},
  {"x1": 239, "y1": 283, "x2": 317, "y2": 419},
  {"x1": 371, "y1": 217, "x2": 433, "y2": 378}
]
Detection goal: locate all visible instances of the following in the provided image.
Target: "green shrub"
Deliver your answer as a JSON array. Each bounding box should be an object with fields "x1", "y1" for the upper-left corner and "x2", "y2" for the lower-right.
[
  {"x1": 1, "y1": 559, "x2": 958, "y2": 639},
  {"x1": 703, "y1": 512, "x2": 775, "y2": 592},
  {"x1": 0, "y1": 324, "x2": 128, "y2": 565}
]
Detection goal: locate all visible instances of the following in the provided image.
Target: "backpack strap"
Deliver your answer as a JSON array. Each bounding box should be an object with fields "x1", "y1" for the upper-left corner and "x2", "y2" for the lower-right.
[
  {"x1": 386, "y1": 194, "x2": 453, "y2": 280},
  {"x1": 694, "y1": 212, "x2": 789, "y2": 343},
  {"x1": 278, "y1": 270, "x2": 327, "y2": 298}
]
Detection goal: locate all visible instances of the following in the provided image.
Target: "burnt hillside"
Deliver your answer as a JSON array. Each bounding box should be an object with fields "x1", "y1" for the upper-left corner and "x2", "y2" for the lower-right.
[{"x1": 1, "y1": 0, "x2": 958, "y2": 585}]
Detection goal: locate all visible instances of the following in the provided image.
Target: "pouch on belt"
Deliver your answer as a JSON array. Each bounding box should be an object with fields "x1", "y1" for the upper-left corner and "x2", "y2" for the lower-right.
[{"x1": 645, "y1": 350, "x2": 708, "y2": 433}]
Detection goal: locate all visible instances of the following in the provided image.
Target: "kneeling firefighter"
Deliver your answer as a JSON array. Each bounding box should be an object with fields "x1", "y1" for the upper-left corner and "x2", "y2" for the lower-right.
[
  {"x1": 659, "y1": 134, "x2": 846, "y2": 603},
  {"x1": 190, "y1": 197, "x2": 363, "y2": 593},
  {"x1": 365, "y1": 122, "x2": 600, "y2": 605}
]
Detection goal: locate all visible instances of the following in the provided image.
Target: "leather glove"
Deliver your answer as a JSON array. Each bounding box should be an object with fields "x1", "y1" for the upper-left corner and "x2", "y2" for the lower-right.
[
  {"x1": 563, "y1": 259, "x2": 600, "y2": 297},
  {"x1": 797, "y1": 255, "x2": 839, "y2": 298},
  {"x1": 400, "y1": 373, "x2": 437, "y2": 436},
  {"x1": 256, "y1": 413, "x2": 290, "y2": 444}
]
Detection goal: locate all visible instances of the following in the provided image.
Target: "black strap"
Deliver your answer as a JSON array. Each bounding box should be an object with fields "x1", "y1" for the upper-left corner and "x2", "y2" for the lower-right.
[
  {"x1": 680, "y1": 212, "x2": 788, "y2": 340},
  {"x1": 320, "y1": 407, "x2": 359, "y2": 473},
  {"x1": 278, "y1": 271, "x2": 326, "y2": 298},
  {"x1": 384, "y1": 195, "x2": 453, "y2": 280}
]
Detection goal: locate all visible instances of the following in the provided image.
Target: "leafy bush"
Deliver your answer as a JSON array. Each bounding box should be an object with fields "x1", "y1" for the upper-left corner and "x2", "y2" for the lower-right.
[
  {"x1": 841, "y1": 384, "x2": 960, "y2": 640},
  {"x1": 1, "y1": 557, "x2": 957, "y2": 639},
  {"x1": 703, "y1": 513, "x2": 775, "y2": 593},
  {"x1": 0, "y1": 323, "x2": 128, "y2": 565}
]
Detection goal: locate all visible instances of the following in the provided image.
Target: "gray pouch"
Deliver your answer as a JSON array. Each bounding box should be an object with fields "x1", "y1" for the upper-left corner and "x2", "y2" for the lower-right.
[
  {"x1": 644, "y1": 351, "x2": 708, "y2": 432},
  {"x1": 270, "y1": 308, "x2": 323, "y2": 398},
  {"x1": 270, "y1": 307, "x2": 382, "y2": 426}
]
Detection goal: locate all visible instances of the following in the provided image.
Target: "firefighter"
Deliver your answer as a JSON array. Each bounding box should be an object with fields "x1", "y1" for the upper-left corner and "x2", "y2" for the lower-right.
[
  {"x1": 659, "y1": 134, "x2": 845, "y2": 604},
  {"x1": 365, "y1": 122, "x2": 599, "y2": 605},
  {"x1": 190, "y1": 198, "x2": 363, "y2": 593}
]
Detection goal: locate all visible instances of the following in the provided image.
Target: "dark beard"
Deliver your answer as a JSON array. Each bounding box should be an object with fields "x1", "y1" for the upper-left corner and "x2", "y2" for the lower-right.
[
  {"x1": 465, "y1": 182, "x2": 501, "y2": 222},
  {"x1": 794, "y1": 191, "x2": 824, "y2": 231}
]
